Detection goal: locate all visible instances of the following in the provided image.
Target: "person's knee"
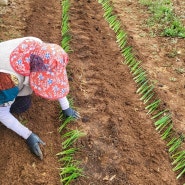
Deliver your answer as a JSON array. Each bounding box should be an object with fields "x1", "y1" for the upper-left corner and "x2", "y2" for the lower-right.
[{"x1": 10, "y1": 95, "x2": 32, "y2": 114}]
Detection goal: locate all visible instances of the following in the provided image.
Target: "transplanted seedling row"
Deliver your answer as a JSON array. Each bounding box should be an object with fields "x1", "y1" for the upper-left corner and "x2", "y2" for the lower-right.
[
  {"x1": 58, "y1": 0, "x2": 86, "y2": 184},
  {"x1": 98, "y1": 0, "x2": 185, "y2": 180}
]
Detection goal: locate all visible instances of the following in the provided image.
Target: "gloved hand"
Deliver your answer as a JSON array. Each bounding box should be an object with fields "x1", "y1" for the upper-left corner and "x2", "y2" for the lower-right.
[
  {"x1": 62, "y1": 107, "x2": 80, "y2": 119},
  {"x1": 26, "y1": 133, "x2": 45, "y2": 160}
]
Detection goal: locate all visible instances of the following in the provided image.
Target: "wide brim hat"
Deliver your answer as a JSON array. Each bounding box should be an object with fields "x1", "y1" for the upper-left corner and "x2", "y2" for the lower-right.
[{"x1": 10, "y1": 38, "x2": 69, "y2": 100}]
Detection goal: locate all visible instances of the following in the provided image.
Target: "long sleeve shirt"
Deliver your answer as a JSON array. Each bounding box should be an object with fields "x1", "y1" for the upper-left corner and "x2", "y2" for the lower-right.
[{"x1": 0, "y1": 37, "x2": 70, "y2": 139}]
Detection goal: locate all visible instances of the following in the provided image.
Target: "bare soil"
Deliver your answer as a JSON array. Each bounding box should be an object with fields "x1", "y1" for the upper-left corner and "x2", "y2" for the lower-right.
[{"x1": 0, "y1": 0, "x2": 184, "y2": 185}]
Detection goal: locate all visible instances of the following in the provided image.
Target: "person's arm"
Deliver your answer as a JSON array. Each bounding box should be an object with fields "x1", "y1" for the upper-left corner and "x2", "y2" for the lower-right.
[
  {"x1": 0, "y1": 105, "x2": 45, "y2": 159},
  {"x1": 0, "y1": 105, "x2": 32, "y2": 139},
  {"x1": 58, "y1": 97, "x2": 80, "y2": 119}
]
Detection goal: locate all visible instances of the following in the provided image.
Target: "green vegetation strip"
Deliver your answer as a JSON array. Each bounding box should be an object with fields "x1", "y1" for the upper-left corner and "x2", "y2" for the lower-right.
[
  {"x1": 139, "y1": 0, "x2": 185, "y2": 38},
  {"x1": 58, "y1": 0, "x2": 85, "y2": 184},
  {"x1": 98, "y1": 0, "x2": 185, "y2": 180}
]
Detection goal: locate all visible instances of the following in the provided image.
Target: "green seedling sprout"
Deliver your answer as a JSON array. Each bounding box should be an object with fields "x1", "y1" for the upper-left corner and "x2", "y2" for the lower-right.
[
  {"x1": 61, "y1": 0, "x2": 71, "y2": 53},
  {"x1": 133, "y1": 67, "x2": 144, "y2": 76},
  {"x1": 128, "y1": 58, "x2": 137, "y2": 68},
  {"x1": 62, "y1": 22, "x2": 69, "y2": 36},
  {"x1": 122, "y1": 46, "x2": 132, "y2": 59},
  {"x1": 62, "y1": 130, "x2": 86, "y2": 149},
  {"x1": 60, "y1": 165, "x2": 84, "y2": 185},
  {"x1": 176, "y1": 168, "x2": 185, "y2": 179},
  {"x1": 59, "y1": 156, "x2": 73, "y2": 164},
  {"x1": 167, "y1": 136, "x2": 184, "y2": 154},
  {"x1": 172, "y1": 150, "x2": 185, "y2": 165},
  {"x1": 134, "y1": 71, "x2": 147, "y2": 83},
  {"x1": 58, "y1": 116, "x2": 75, "y2": 132},
  {"x1": 112, "y1": 20, "x2": 121, "y2": 33},
  {"x1": 151, "y1": 109, "x2": 168, "y2": 119},
  {"x1": 103, "y1": 6, "x2": 113, "y2": 19},
  {"x1": 138, "y1": 83, "x2": 152, "y2": 95},
  {"x1": 116, "y1": 30, "x2": 127, "y2": 47},
  {"x1": 140, "y1": 85, "x2": 154, "y2": 101},
  {"x1": 145, "y1": 99, "x2": 161, "y2": 114},
  {"x1": 161, "y1": 124, "x2": 173, "y2": 140},
  {"x1": 137, "y1": 80, "x2": 149, "y2": 93},
  {"x1": 124, "y1": 54, "x2": 135, "y2": 66},
  {"x1": 57, "y1": 148, "x2": 78, "y2": 165},
  {"x1": 172, "y1": 150, "x2": 185, "y2": 179},
  {"x1": 130, "y1": 61, "x2": 141, "y2": 73},
  {"x1": 57, "y1": 148, "x2": 78, "y2": 156},
  {"x1": 106, "y1": 15, "x2": 121, "y2": 33},
  {"x1": 61, "y1": 35, "x2": 71, "y2": 51},
  {"x1": 143, "y1": 93, "x2": 154, "y2": 104},
  {"x1": 107, "y1": 15, "x2": 117, "y2": 25},
  {"x1": 62, "y1": 0, "x2": 70, "y2": 11},
  {"x1": 173, "y1": 161, "x2": 185, "y2": 173},
  {"x1": 154, "y1": 114, "x2": 171, "y2": 132}
]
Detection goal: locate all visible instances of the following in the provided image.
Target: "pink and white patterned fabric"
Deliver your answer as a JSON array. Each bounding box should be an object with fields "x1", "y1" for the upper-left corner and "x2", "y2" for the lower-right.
[{"x1": 10, "y1": 38, "x2": 69, "y2": 100}]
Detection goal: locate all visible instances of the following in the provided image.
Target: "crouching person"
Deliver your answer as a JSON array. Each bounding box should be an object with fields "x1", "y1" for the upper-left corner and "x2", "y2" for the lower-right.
[{"x1": 0, "y1": 37, "x2": 80, "y2": 160}]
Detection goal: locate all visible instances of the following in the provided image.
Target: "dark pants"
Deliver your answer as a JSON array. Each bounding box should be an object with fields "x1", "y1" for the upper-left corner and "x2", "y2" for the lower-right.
[{"x1": 10, "y1": 95, "x2": 32, "y2": 114}]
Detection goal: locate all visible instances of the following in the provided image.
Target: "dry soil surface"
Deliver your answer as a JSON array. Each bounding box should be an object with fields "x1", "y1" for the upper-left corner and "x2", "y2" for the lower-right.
[{"x1": 0, "y1": 0, "x2": 184, "y2": 185}]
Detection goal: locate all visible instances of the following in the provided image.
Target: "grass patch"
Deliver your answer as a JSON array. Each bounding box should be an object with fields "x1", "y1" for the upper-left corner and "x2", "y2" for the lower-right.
[{"x1": 139, "y1": 0, "x2": 185, "y2": 38}]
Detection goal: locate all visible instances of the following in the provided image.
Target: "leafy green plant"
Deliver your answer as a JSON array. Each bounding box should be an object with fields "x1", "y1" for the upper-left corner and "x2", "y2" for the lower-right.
[{"x1": 163, "y1": 18, "x2": 185, "y2": 38}]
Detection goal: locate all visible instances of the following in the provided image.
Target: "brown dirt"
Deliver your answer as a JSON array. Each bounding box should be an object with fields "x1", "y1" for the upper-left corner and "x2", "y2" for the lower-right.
[{"x1": 0, "y1": 0, "x2": 184, "y2": 185}]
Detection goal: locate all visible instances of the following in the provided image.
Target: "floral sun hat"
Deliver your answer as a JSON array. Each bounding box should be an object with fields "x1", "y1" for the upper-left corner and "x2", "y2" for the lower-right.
[{"x1": 10, "y1": 38, "x2": 69, "y2": 100}]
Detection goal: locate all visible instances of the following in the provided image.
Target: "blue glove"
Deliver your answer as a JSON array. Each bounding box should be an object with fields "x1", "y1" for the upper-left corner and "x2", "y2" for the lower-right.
[
  {"x1": 26, "y1": 133, "x2": 45, "y2": 160},
  {"x1": 62, "y1": 108, "x2": 80, "y2": 119}
]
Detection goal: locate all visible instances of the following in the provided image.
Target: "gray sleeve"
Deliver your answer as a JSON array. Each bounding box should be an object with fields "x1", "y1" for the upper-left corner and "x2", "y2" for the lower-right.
[
  {"x1": 17, "y1": 76, "x2": 33, "y2": 96},
  {"x1": 18, "y1": 86, "x2": 33, "y2": 96}
]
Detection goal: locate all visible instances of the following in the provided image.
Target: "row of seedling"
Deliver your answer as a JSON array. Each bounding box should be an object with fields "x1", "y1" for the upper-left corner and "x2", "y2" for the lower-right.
[
  {"x1": 59, "y1": 0, "x2": 85, "y2": 184},
  {"x1": 61, "y1": 0, "x2": 71, "y2": 53},
  {"x1": 57, "y1": 117, "x2": 85, "y2": 185},
  {"x1": 98, "y1": 0, "x2": 185, "y2": 180}
]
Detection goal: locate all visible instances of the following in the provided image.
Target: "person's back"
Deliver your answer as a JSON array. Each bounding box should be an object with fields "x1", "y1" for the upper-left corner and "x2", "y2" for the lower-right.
[{"x1": 0, "y1": 37, "x2": 80, "y2": 160}]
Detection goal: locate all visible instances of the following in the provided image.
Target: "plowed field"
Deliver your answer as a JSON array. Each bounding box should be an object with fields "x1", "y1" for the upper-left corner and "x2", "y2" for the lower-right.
[{"x1": 0, "y1": 0, "x2": 184, "y2": 184}]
